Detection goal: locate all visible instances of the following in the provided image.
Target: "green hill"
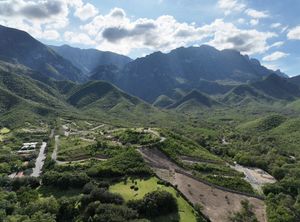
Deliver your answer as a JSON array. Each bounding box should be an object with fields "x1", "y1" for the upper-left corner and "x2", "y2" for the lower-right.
[
  {"x1": 168, "y1": 90, "x2": 220, "y2": 111},
  {"x1": 222, "y1": 74, "x2": 300, "y2": 106},
  {"x1": 252, "y1": 74, "x2": 300, "y2": 100},
  {"x1": 153, "y1": 95, "x2": 175, "y2": 108},
  {"x1": 222, "y1": 85, "x2": 273, "y2": 105},
  {"x1": 237, "y1": 114, "x2": 286, "y2": 132}
]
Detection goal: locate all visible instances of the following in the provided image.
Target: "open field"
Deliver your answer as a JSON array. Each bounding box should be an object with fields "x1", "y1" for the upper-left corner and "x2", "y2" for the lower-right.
[{"x1": 110, "y1": 177, "x2": 198, "y2": 222}]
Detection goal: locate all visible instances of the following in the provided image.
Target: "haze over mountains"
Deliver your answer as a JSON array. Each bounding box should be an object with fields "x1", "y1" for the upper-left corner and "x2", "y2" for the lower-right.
[
  {"x1": 50, "y1": 45, "x2": 132, "y2": 75},
  {"x1": 0, "y1": 24, "x2": 300, "y2": 124}
]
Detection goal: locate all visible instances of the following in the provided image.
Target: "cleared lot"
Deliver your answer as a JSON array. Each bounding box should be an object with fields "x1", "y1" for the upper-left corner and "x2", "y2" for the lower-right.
[{"x1": 138, "y1": 147, "x2": 267, "y2": 222}]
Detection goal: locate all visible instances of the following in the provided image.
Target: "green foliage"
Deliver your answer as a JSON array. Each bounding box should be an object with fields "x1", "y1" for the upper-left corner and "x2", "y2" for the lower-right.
[
  {"x1": 198, "y1": 174, "x2": 254, "y2": 194},
  {"x1": 113, "y1": 129, "x2": 159, "y2": 145},
  {"x1": 128, "y1": 190, "x2": 178, "y2": 218},
  {"x1": 42, "y1": 171, "x2": 90, "y2": 189},
  {"x1": 88, "y1": 148, "x2": 152, "y2": 177}
]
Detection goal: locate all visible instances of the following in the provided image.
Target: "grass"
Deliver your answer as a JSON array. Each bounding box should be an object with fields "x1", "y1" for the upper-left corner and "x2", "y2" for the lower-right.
[
  {"x1": 0, "y1": 127, "x2": 10, "y2": 142},
  {"x1": 109, "y1": 177, "x2": 197, "y2": 222},
  {"x1": 0, "y1": 127, "x2": 10, "y2": 134},
  {"x1": 57, "y1": 136, "x2": 95, "y2": 161}
]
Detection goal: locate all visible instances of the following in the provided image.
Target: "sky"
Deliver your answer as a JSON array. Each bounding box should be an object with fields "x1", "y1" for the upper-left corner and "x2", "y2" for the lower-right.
[{"x1": 0, "y1": 0, "x2": 299, "y2": 76}]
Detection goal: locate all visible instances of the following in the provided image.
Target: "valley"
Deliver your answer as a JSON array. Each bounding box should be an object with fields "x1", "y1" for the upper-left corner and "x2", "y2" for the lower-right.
[{"x1": 0, "y1": 23, "x2": 300, "y2": 222}]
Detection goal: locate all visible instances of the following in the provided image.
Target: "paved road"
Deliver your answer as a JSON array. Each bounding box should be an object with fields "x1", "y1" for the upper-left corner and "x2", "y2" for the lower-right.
[
  {"x1": 51, "y1": 135, "x2": 59, "y2": 161},
  {"x1": 31, "y1": 142, "x2": 47, "y2": 177}
]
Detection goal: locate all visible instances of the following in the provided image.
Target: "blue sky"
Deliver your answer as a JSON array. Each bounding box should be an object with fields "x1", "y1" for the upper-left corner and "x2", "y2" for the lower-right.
[{"x1": 0, "y1": 0, "x2": 299, "y2": 76}]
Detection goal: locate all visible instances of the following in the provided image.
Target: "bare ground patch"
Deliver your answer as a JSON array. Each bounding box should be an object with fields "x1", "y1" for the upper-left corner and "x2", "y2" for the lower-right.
[{"x1": 138, "y1": 147, "x2": 267, "y2": 222}]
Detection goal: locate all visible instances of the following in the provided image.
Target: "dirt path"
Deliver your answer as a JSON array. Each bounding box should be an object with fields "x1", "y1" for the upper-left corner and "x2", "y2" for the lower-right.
[
  {"x1": 56, "y1": 157, "x2": 107, "y2": 165},
  {"x1": 138, "y1": 147, "x2": 267, "y2": 222}
]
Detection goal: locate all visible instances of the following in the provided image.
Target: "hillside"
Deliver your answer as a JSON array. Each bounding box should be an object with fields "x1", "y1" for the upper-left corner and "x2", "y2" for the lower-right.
[
  {"x1": 153, "y1": 95, "x2": 175, "y2": 108},
  {"x1": 89, "y1": 64, "x2": 121, "y2": 83},
  {"x1": 252, "y1": 74, "x2": 300, "y2": 100},
  {"x1": 0, "y1": 25, "x2": 83, "y2": 82},
  {"x1": 50, "y1": 44, "x2": 132, "y2": 74},
  {"x1": 222, "y1": 74, "x2": 300, "y2": 106},
  {"x1": 168, "y1": 90, "x2": 220, "y2": 111},
  {"x1": 288, "y1": 75, "x2": 300, "y2": 87},
  {"x1": 117, "y1": 46, "x2": 286, "y2": 102}
]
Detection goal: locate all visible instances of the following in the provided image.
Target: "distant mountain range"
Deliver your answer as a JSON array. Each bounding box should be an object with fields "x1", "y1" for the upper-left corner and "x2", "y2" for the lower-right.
[
  {"x1": 90, "y1": 45, "x2": 288, "y2": 102},
  {"x1": 1, "y1": 24, "x2": 300, "y2": 121}
]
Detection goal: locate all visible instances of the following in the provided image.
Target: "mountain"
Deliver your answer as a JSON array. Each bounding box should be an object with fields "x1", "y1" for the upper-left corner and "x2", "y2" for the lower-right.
[
  {"x1": 117, "y1": 45, "x2": 287, "y2": 102},
  {"x1": 67, "y1": 81, "x2": 140, "y2": 109},
  {"x1": 168, "y1": 90, "x2": 220, "y2": 111},
  {"x1": 0, "y1": 68, "x2": 76, "y2": 127},
  {"x1": 288, "y1": 75, "x2": 300, "y2": 87},
  {"x1": 223, "y1": 74, "x2": 300, "y2": 105},
  {"x1": 222, "y1": 85, "x2": 273, "y2": 105},
  {"x1": 153, "y1": 95, "x2": 175, "y2": 108},
  {"x1": 0, "y1": 25, "x2": 83, "y2": 82},
  {"x1": 252, "y1": 74, "x2": 300, "y2": 100},
  {"x1": 89, "y1": 64, "x2": 121, "y2": 83},
  {"x1": 50, "y1": 44, "x2": 132, "y2": 74}
]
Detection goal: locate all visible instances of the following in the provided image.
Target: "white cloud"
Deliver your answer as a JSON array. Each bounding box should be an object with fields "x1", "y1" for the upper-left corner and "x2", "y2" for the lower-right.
[
  {"x1": 237, "y1": 18, "x2": 245, "y2": 24},
  {"x1": 250, "y1": 19, "x2": 259, "y2": 26},
  {"x1": 287, "y1": 26, "x2": 300, "y2": 40},
  {"x1": 0, "y1": 0, "x2": 99, "y2": 40},
  {"x1": 0, "y1": 2, "x2": 279, "y2": 57},
  {"x1": 262, "y1": 51, "x2": 289, "y2": 62},
  {"x1": 79, "y1": 7, "x2": 277, "y2": 55},
  {"x1": 270, "y1": 41, "x2": 284, "y2": 48},
  {"x1": 245, "y1": 8, "x2": 269, "y2": 19},
  {"x1": 64, "y1": 31, "x2": 96, "y2": 45},
  {"x1": 217, "y1": 0, "x2": 246, "y2": 15},
  {"x1": 271, "y1": 23, "x2": 281, "y2": 29},
  {"x1": 74, "y1": 3, "x2": 98, "y2": 21},
  {"x1": 41, "y1": 30, "x2": 60, "y2": 40},
  {"x1": 203, "y1": 19, "x2": 276, "y2": 55}
]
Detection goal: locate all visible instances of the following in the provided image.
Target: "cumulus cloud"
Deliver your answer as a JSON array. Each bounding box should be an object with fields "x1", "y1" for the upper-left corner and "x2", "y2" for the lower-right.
[
  {"x1": 0, "y1": 0, "x2": 99, "y2": 41},
  {"x1": 217, "y1": 0, "x2": 246, "y2": 15},
  {"x1": 245, "y1": 9, "x2": 269, "y2": 19},
  {"x1": 74, "y1": 3, "x2": 98, "y2": 21},
  {"x1": 0, "y1": 1, "x2": 279, "y2": 56},
  {"x1": 203, "y1": 19, "x2": 276, "y2": 55},
  {"x1": 250, "y1": 19, "x2": 259, "y2": 26},
  {"x1": 64, "y1": 31, "x2": 96, "y2": 45},
  {"x1": 41, "y1": 30, "x2": 61, "y2": 40},
  {"x1": 287, "y1": 26, "x2": 300, "y2": 40},
  {"x1": 80, "y1": 9, "x2": 211, "y2": 54},
  {"x1": 79, "y1": 8, "x2": 277, "y2": 55},
  {"x1": 271, "y1": 23, "x2": 281, "y2": 29},
  {"x1": 0, "y1": 0, "x2": 68, "y2": 20},
  {"x1": 262, "y1": 51, "x2": 289, "y2": 62}
]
